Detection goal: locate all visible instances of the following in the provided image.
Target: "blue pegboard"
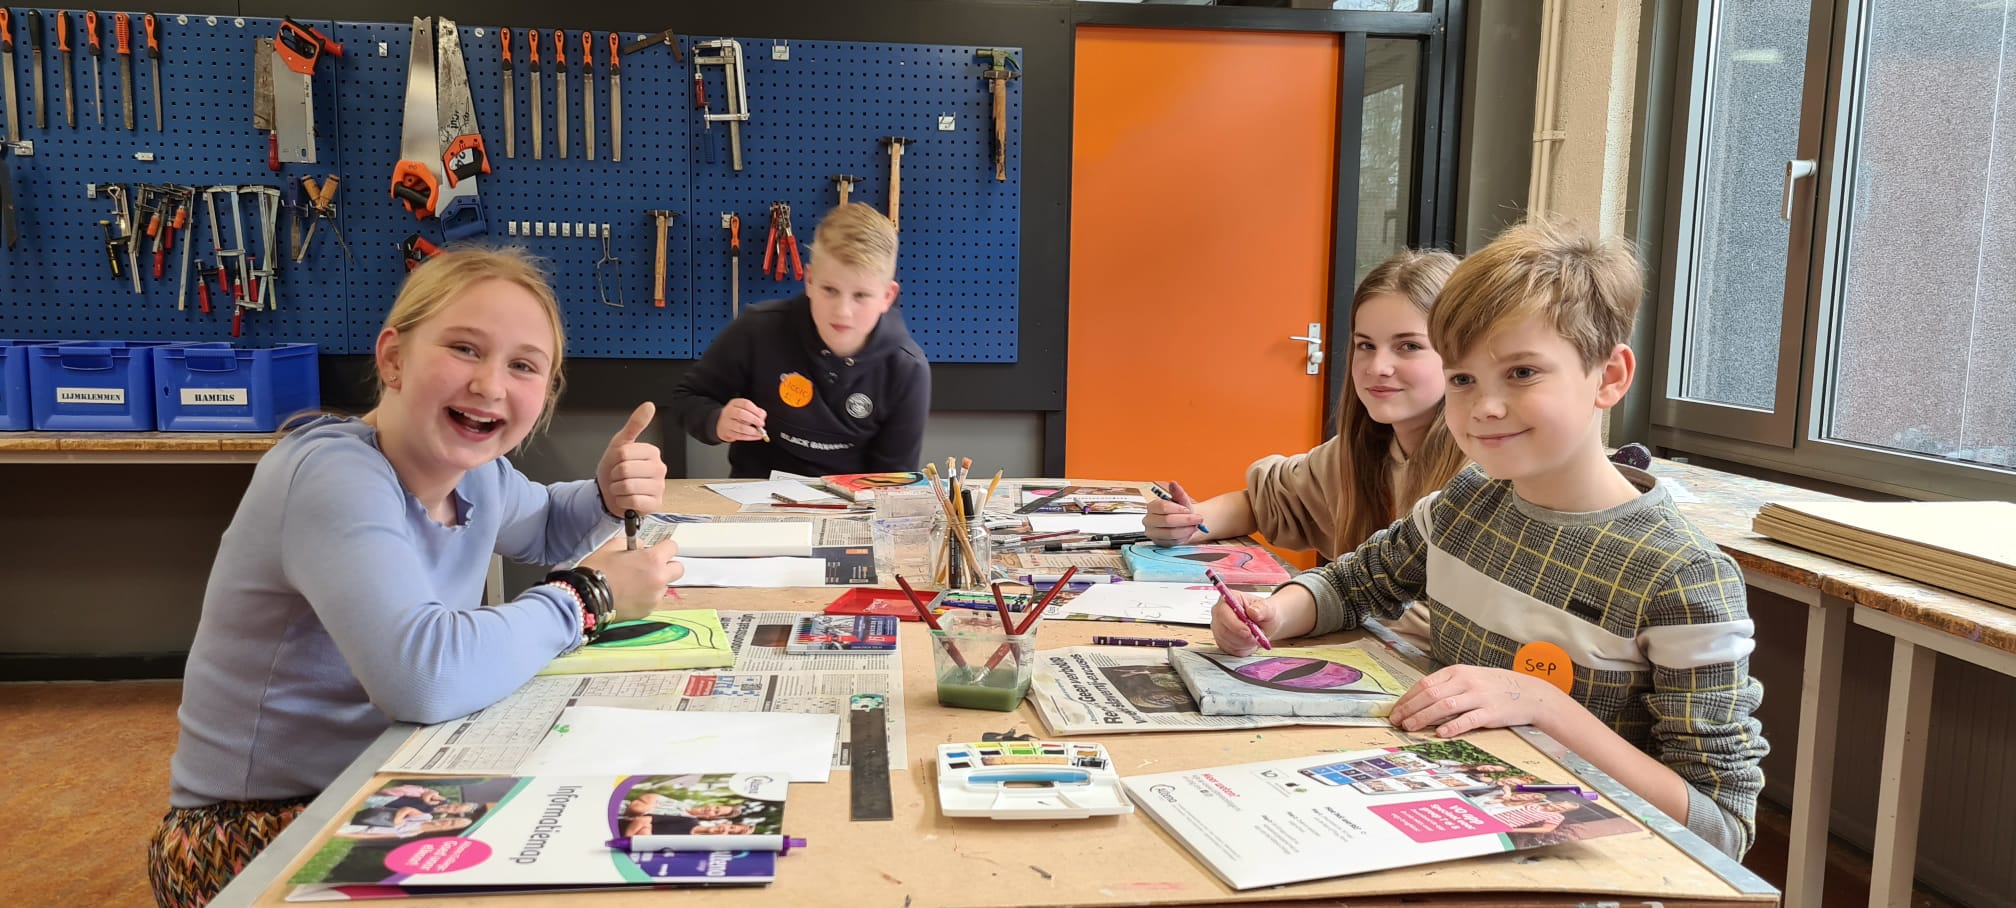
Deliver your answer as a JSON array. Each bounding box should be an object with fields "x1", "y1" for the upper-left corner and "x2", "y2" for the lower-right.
[
  {"x1": 0, "y1": 13, "x2": 1019, "y2": 363},
  {"x1": 687, "y1": 37, "x2": 1021, "y2": 363}
]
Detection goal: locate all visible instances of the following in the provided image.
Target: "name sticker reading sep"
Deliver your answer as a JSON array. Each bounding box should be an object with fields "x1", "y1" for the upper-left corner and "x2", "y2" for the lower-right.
[{"x1": 1513, "y1": 640, "x2": 1575, "y2": 695}]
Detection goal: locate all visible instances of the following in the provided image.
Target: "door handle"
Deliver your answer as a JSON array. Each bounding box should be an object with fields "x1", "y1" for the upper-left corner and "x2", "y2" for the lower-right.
[{"x1": 1289, "y1": 323, "x2": 1322, "y2": 375}]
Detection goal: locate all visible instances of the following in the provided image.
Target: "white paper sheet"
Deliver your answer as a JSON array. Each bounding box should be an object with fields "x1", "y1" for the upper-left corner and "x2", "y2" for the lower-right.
[
  {"x1": 703, "y1": 480, "x2": 842, "y2": 506},
  {"x1": 672, "y1": 556, "x2": 828, "y2": 587},
  {"x1": 516, "y1": 705, "x2": 840, "y2": 782},
  {"x1": 1060, "y1": 582, "x2": 1222, "y2": 625},
  {"x1": 669, "y1": 521, "x2": 815, "y2": 557},
  {"x1": 1026, "y1": 513, "x2": 1148, "y2": 535}
]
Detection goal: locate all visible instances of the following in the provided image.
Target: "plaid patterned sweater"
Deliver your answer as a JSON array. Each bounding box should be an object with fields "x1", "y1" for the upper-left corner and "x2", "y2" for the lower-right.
[{"x1": 1289, "y1": 464, "x2": 1768, "y2": 858}]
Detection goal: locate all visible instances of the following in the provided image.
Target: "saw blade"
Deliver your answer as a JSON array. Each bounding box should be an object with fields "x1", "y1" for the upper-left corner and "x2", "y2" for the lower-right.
[{"x1": 434, "y1": 17, "x2": 486, "y2": 185}]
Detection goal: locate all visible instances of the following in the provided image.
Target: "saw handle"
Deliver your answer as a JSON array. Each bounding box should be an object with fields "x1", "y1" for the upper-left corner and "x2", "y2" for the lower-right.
[{"x1": 390, "y1": 160, "x2": 440, "y2": 219}]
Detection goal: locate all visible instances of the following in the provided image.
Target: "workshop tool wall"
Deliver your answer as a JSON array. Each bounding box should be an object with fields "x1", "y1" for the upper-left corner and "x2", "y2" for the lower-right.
[{"x1": 0, "y1": 12, "x2": 1021, "y2": 362}]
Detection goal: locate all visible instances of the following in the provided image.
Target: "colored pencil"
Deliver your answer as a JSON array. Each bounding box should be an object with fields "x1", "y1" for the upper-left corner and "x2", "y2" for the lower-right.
[{"x1": 1206, "y1": 567, "x2": 1271, "y2": 650}]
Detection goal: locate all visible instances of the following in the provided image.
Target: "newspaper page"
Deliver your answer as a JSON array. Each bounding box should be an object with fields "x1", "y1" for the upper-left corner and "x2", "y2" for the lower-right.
[
  {"x1": 1030, "y1": 643, "x2": 1425, "y2": 736},
  {"x1": 383, "y1": 612, "x2": 907, "y2": 775},
  {"x1": 641, "y1": 513, "x2": 870, "y2": 546}
]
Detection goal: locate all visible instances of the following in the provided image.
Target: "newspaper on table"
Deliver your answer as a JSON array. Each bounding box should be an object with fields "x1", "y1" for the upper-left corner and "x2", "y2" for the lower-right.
[
  {"x1": 382, "y1": 611, "x2": 905, "y2": 775},
  {"x1": 1030, "y1": 642, "x2": 1426, "y2": 736}
]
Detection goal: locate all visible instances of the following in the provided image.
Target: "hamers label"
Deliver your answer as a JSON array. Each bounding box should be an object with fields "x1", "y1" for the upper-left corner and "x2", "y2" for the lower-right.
[{"x1": 181, "y1": 388, "x2": 249, "y2": 406}]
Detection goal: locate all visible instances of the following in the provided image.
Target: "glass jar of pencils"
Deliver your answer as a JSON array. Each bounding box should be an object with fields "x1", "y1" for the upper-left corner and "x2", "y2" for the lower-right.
[{"x1": 935, "y1": 489, "x2": 993, "y2": 589}]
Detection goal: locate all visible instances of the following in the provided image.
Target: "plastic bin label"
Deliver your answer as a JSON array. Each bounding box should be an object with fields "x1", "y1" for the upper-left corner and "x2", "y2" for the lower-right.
[
  {"x1": 57, "y1": 387, "x2": 126, "y2": 405},
  {"x1": 181, "y1": 388, "x2": 250, "y2": 406}
]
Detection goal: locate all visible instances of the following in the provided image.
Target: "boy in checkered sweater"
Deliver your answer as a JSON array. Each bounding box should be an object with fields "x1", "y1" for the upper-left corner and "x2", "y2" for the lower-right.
[{"x1": 1213, "y1": 220, "x2": 1767, "y2": 859}]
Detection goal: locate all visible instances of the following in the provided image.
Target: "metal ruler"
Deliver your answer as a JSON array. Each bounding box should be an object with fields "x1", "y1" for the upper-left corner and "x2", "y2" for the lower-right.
[{"x1": 848, "y1": 694, "x2": 894, "y2": 821}]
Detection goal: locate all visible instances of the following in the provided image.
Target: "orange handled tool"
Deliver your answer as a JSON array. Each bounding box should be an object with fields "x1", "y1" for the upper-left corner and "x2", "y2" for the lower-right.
[
  {"x1": 143, "y1": 12, "x2": 160, "y2": 130},
  {"x1": 114, "y1": 13, "x2": 133, "y2": 130},
  {"x1": 84, "y1": 10, "x2": 102, "y2": 125}
]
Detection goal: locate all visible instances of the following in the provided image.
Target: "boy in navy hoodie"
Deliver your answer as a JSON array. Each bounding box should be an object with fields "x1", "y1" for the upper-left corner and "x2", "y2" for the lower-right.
[{"x1": 672, "y1": 203, "x2": 930, "y2": 478}]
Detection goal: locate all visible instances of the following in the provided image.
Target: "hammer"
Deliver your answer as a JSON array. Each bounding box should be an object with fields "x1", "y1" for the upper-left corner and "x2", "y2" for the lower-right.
[
  {"x1": 831, "y1": 174, "x2": 863, "y2": 207},
  {"x1": 879, "y1": 137, "x2": 913, "y2": 230},
  {"x1": 648, "y1": 209, "x2": 675, "y2": 308},
  {"x1": 976, "y1": 49, "x2": 1020, "y2": 182}
]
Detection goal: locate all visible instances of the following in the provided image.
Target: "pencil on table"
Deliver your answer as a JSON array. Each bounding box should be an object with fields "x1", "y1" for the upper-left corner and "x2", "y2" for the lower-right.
[
  {"x1": 1015, "y1": 566, "x2": 1078, "y2": 635},
  {"x1": 982, "y1": 470, "x2": 1004, "y2": 510}
]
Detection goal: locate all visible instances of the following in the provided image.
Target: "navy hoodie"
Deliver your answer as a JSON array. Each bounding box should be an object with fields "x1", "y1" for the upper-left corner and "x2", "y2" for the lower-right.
[{"x1": 671, "y1": 295, "x2": 931, "y2": 479}]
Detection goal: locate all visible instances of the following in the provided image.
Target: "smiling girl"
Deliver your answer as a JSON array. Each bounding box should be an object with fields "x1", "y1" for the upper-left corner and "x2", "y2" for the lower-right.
[{"x1": 148, "y1": 248, "x2": 683, "y2": 907}]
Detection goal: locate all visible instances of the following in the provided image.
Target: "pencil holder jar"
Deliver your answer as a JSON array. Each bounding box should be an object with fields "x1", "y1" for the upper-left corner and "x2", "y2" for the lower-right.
[
  {"x1": 930, "y1": 622, "x2": 1037, "y2": 712},
  {"x1": 871, "y1": 488, "x2": 942, "y2": 582},
  {"x1": 936, "y1": 490, "x2": 993, "y2": 589}
]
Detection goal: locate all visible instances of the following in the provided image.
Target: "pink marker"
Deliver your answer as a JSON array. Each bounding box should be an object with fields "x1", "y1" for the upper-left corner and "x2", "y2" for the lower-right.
[{"x1": 1205, "y1": 568, "x2": 1270, "y2": 651}]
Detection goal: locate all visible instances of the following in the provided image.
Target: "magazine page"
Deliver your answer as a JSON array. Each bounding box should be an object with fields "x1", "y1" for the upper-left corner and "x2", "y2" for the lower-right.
[
  {"x1": 1122, "y1": 741, "x2": 1641, "y2": 890},
  {"x1": 1028, "y1": 646, "x2": 1392, "y2": 735},
  {"x1": 287, "y1": 774, "x2": 781, "y2": 890}
]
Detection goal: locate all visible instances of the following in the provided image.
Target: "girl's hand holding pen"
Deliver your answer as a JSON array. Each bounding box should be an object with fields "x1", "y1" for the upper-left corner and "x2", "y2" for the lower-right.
[{"x1": 1145, "y1": 481, "x2": 1208, "y2": 546}]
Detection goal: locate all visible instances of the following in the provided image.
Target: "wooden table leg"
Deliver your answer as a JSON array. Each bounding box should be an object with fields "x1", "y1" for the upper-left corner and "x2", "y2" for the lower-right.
[
  {"x1": 1868, "y1": 637, "x2": 1936, "y2": 908},
  {"x1": 1785, "y1": 595, "x2": 1848, "y2": 908}
]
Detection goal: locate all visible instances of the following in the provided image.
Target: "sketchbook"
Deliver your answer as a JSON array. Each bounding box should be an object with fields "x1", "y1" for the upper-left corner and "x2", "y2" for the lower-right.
[
  {"x1": 1169, "y1": 642, "x2": 1416, "y2": 717},
  {"x1": 535, "y1": 610, "x2": 736, "y2": 677},
  {"x1": 1123, "y1": 739, "x2": 1638, "y2": 890},
  {"x1": 665, "y1": 521, "x2": 815, "y2": 558},
  {"x1": 285, "y1": 774, "x2": 782, "y2": 898},
  {"x1": 1753, "y1": 500, "x2": 2016, "y2": 609},
  {"x1": 1122, "y1": 542, "x2": 1293, "y2": 585}
]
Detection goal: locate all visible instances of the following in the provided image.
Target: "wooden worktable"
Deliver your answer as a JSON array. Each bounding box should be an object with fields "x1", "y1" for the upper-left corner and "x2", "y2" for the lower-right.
[
  {"x1": 0, "y1": 430, "x2": 279, "y2": 463},
  {"x1": 212, "y1": 479, "x2": 1777, "y2": 908}
]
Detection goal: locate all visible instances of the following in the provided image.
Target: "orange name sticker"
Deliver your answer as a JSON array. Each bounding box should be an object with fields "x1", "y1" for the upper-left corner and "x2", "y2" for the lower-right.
[
  {"x1": 777, "y1": 372, "x2": 814, "y2": 408},
  {"x1": 1512, "y1": 640, "x2": 1575, "y2": 695}
]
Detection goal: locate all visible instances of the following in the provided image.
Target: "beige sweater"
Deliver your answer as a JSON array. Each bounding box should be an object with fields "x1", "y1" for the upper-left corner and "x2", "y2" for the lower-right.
[{"x1": 1243, "y1": 435, "x2": 1409, "y2": 560}]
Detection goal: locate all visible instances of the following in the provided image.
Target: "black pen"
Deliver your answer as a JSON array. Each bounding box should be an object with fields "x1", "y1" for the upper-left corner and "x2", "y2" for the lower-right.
[
  {"x1": 1093, "y1": 635, "x2": 1189, "y2": 647},
  {"x1": 624, "y1": 509, "x2": 641, "y2": 551}
]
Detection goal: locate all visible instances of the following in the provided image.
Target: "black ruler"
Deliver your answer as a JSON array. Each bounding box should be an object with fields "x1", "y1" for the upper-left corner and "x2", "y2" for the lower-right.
[{"x1": 848, "y1": 694, "x2": 894, "y2": 821}]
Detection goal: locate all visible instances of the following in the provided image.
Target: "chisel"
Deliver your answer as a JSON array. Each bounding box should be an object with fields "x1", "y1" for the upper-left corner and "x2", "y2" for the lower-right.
[{"x1": 498, "y1": 27, "x2": 514, "y2": 158}]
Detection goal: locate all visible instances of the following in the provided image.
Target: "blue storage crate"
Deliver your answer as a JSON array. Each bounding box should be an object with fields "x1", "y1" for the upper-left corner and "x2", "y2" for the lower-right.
[
  {"x1": 0, "y1": 339, "x2": 46, "y2": 431},
  {"x1": 29, "y1": 341, "x2": 182, "y2": 431},
  {"x1": 154, "y1": 343, "x2": 322, "y2": 432}
]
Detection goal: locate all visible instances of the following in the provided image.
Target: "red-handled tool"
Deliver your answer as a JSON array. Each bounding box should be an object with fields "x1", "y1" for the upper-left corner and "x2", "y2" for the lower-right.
[{"x1": 113, "y1": 13, "x2": 133, "y2": 130}]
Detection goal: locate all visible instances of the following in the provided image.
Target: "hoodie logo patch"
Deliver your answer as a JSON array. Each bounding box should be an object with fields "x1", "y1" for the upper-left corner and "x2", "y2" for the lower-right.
[
  {"x1": 845, "y1": 393, "x2": 873, "y2": 419},
  {"x1": 778, "y1": 373, "x2": 814, "y2": 408}
]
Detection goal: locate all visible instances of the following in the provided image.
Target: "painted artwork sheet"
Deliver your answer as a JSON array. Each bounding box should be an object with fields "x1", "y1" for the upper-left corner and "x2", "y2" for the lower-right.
[{"x1": 1170, "y1": 642, "x2": 1414, "y2": 717}]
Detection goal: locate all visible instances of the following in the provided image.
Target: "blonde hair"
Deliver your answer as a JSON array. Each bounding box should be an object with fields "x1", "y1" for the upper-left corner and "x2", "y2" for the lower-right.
[
  {"x1": 1430, "y1": 218, "x2": 1642, "y2": 372},
  {"x1": 379, "y1": 246, "x2": 568, "y2": 435},
  {"x1": 1333, "y1": 249, "x2": 1470, "y2": 552},
  {"x1": 809, "y1": 203, "x2": 899, "y2": 276}
]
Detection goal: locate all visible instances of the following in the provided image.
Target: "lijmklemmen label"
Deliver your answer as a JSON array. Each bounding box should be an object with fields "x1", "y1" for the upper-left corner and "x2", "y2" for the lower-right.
[
  {"x1": 56, "y1": 387, "x2": 125, "y2": 405},
  {"x1": 181, "y1": 388, "x2": 249, "y2": 406}
]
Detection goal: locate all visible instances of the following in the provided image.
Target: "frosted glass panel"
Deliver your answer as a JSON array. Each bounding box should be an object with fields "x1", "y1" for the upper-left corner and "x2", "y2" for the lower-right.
[
  {"x1": 1678, "y1": 0, "x2": 1810, "y2": 410},
  {"x1": 1825, "y1": 0, "x2": 2016, "y2": 469}
]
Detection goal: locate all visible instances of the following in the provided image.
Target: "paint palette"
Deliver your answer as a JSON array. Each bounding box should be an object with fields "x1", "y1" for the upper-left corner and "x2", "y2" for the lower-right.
[{"x1": 934, "y1": 741, "x2": 1134, "y2": 820}]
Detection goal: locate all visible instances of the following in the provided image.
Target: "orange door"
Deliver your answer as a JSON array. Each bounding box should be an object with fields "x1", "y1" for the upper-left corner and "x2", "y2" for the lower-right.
[{"x1": 1067, "y1": 27, "x2": 1340, "y2": 520}]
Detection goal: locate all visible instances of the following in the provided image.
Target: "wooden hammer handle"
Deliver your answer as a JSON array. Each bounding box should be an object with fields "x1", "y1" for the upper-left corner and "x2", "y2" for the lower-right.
[
  {"x1": 651, "y1": 215, "x2": 668, "y2": 307},
  {"x1": 888, "y1": 146, "x2": 904, "y2": 231}
]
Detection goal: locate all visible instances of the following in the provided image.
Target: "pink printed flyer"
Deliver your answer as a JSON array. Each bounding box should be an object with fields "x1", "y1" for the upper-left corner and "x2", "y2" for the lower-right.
[{"x1": 1121, "y1": 739, "x2": 1639, "y2": 890}]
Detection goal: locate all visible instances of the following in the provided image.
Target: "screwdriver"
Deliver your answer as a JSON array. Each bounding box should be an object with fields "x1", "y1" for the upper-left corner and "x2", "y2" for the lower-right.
[
  {"x1": 56, "y1": 11, "x2": 75, "y2": 128},
  {"x1": 85, "y1": 10, "x2": 102, "y2": 125},
  {"x1": 143, "y1": 13, "x2": 160, "y2": 131}
]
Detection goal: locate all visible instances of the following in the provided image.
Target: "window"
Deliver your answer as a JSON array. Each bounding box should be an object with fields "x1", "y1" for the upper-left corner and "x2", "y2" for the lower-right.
[{"x1": 1653, "y1": 0, "x2": 2016, "y2": 499}]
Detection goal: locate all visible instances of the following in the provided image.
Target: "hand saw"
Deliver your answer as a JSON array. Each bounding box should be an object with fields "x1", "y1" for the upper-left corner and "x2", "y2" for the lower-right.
[
  {"x1": 435, "y1": 17, "x2": 487, "y2": 187},
  {"x1": 272, "y1": 18, "x2": 341, "y2": 164},
  {"x1": 391, "y1": 17, "x2": 443, "y2": 219}
]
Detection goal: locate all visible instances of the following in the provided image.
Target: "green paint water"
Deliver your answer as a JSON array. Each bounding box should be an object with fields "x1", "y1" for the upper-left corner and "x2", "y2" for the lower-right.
[{"x1": 936, "y1": 667, "x2": 1030, "y2": 711}]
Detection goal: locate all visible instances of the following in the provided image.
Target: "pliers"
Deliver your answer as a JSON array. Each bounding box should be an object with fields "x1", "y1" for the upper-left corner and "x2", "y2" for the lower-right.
[{"x1": 762, "y1": 201, "x2": 803, "y2": 281}]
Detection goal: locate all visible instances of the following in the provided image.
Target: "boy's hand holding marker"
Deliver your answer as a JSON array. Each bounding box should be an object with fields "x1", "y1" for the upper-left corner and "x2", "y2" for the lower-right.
[
  {"x1": 1145, "y1": 482, "x2": 1209, "y2": 546},
  {"x1": 598, "y1": 402, "x2": 669, "y2": 518},
  {"x1": 715, "y1": 398, "x2": 770, "y2": 444}
]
